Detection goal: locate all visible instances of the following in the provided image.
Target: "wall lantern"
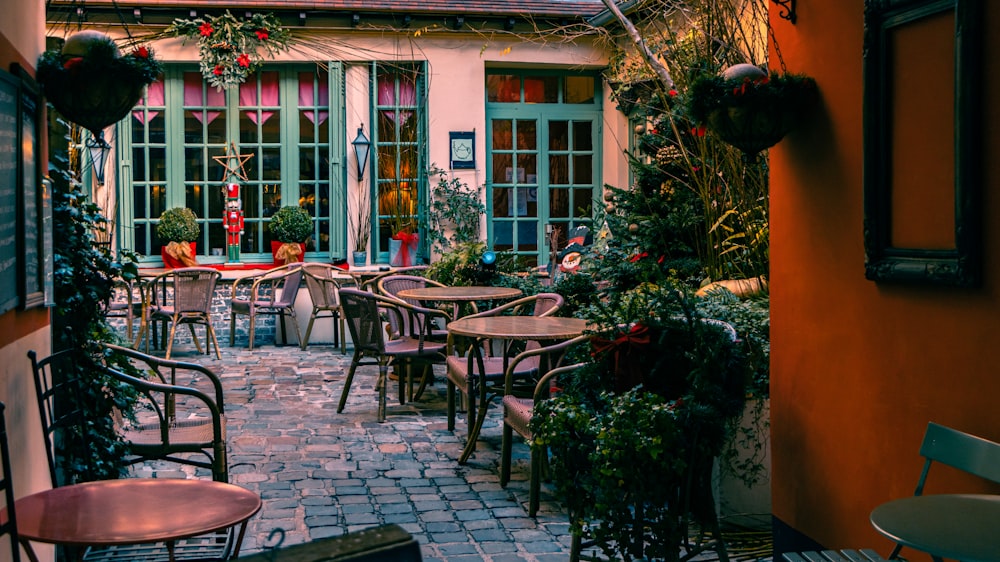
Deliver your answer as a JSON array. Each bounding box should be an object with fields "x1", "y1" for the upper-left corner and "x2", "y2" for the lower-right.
[
  {"x1": 351, "y1": 125, "x2": 370, "y2": 179},
  {"x1": 86, "y1": 131, "x2": 111, "y2": 186}
]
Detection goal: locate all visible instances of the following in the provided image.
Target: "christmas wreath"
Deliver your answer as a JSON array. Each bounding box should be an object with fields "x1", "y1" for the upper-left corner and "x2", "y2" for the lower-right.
[
  {"x1": 37, "y1": 31, "x2": 162, "y2": 135},
  {"x1": 166, "y1": 11, "x2": 292, "y2": 90}
]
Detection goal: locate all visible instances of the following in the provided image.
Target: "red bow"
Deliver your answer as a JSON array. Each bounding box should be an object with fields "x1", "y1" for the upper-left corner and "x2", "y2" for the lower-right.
[
  {"x1": 591, "y1": 324, "x2": 651, "y2": 392},
  {"x1": 392, "y1": 231, "x2": 419, "y2": 266}
]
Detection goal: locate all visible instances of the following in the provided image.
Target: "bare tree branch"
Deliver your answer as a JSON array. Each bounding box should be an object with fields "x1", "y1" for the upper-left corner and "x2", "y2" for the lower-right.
[{"x1": 600, "y1": 0, "x2": 674, "y2": 89}]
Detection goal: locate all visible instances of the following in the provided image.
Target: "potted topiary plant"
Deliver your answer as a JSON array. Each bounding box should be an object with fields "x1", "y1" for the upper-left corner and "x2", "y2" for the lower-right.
[
  {"x1": 157, "y1": 207, "x2": 200, "y2": 268},
  {"x1": 268, "y1": 205, "x2": 312, "y2": 266}
]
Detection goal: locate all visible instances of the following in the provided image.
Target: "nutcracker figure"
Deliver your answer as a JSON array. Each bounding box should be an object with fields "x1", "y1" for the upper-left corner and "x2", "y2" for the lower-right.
[{"x1": 222, "y1": 183, "x2": 244, "y2": 263}]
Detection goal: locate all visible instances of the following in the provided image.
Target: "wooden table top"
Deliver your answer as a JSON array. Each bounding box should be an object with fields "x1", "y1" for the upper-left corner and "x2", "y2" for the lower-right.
[
  {"x1": 13, "y1": 478, "x2": 261, "y2": 547},
  {"x1": 870, "y1": 494, "x2": 1000, "y2": 562},
  {"x1": 447, "y1": 316, "x2": 589, "y2": 341},
  {"x1": 396, "y1": 286, "x2": 523, "y2": 302}
]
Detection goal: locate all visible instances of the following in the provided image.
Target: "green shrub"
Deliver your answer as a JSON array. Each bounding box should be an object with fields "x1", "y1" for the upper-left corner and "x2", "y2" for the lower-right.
[
  {"x1": 156, "y1": 207, "x2": 200, "y2": 243},
  {"x1": 268, "y1": 206, "x2": 313, "y2": 243}
]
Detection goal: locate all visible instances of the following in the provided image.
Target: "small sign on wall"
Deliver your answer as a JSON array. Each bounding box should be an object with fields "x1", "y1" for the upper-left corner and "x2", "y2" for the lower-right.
[{"x1": 449, "y1": 131, "x2": 475, "y2": 169}]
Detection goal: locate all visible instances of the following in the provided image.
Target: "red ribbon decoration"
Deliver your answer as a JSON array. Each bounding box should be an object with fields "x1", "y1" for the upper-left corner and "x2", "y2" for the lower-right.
[
  {"x1": 392, "y1": 230, "x2": 419, "y2": 266},
  {"x1": 590, "y1": 323, "x2": 651, "y2": 393}
]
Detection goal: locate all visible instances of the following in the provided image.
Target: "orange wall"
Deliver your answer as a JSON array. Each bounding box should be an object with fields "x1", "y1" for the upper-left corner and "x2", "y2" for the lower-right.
[{"x1": 770, "y1": 1, "x2": 1000, "y2": 556}]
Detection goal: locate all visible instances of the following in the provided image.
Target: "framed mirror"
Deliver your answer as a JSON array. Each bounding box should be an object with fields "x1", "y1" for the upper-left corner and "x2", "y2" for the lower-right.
[{"x1": 862, "y1": 0, "x2": 981, "y2": 286}]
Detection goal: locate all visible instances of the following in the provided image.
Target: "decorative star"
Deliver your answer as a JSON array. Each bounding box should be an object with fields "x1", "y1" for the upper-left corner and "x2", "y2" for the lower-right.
[{"x1": 212, "y1": 142, "x2": 254, "y2": 182}]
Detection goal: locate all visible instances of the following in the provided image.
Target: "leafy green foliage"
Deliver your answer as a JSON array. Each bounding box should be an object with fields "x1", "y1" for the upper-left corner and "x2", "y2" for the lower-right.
[
  {"x1": 687, "y1": 71, "x2": 817, "y2": 126},
  {"x1": 48, "y1": 123, "x2": 139, "y2": 483},
  {"x1": 37, "y1": 34, "x2": 162, "y2": 91},
  {"x1": 423, "y1": 166, "x2": 486, "y2": 255},
  {"x1": 533, "y1": 293, "x2": 748, "y2": 560},
  {"x1": 156, "y1": 207, "x2": 200, "y2": 243},
  {"x1": 268, "y1": 205, "x2": 313, "y2": 243}
]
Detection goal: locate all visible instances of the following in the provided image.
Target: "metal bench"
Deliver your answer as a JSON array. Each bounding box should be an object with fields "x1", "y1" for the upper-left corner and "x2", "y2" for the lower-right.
[{"x1": 783, "y1": 550, "x2": 889, "y2": 562}]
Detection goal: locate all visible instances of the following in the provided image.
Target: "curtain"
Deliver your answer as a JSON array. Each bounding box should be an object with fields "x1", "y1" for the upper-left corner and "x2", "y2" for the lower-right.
[
  {"x1": 133, "y1": 80, "x2": 165, "y2": 125},
  {"x1": 240, "y1": 72, "x2": 279, "y2": 125}
]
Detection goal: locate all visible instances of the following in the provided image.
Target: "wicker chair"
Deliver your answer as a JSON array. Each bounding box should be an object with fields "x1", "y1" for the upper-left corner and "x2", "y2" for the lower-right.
[
  {"x1": 337, "y1": 288, "x2": 449, "y2": 422},
  {"x1": 500, "y1": 337, "x2": 589, "y2": 516},
  {"x1": 102, "y1": 276, "x2": 145, "y2": 347},
  {"x1": 445, "y1": 293, "x2": 564, "y2": 443},
  {"x1": 146, "y1": 267, "x2": 222, "y2": 359},
  {"x1": 229, "y1": 264, "x2": 304, "y2": 350},
  {"x1": 27, "y1": 346, "x2": 236, "y2": 561},
  {"x1": 300, "y1": 263, "x2": 356, "y2": 354}
]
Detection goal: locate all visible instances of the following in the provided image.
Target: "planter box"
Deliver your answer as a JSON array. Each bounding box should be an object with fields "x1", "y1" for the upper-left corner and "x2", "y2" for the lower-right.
[{"x1": 714, "y1": 398, "x2": 771, "y2": 529}]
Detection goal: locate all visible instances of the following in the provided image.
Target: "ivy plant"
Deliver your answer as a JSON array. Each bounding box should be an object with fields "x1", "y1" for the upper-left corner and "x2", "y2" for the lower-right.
[{"x1": 423, "y1": 166, "x2": 486, "y2": 255}]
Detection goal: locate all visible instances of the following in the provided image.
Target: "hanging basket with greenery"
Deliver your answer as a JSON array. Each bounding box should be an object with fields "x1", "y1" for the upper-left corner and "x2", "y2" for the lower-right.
[
  {"x1": 165, "y1": 11, "x2": 292, "y2": 90},
  {"x1": 687, "y1": 65, "x2": 817, "y2": 155},
  {"x1": 37, "y1": 31, "x2": 162, "y2": 136}
]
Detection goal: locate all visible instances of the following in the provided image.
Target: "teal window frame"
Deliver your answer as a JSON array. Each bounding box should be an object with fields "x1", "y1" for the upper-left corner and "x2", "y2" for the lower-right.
[
  {"x1": 371, "y1": 61, "x2": 427, "y2": 263},
  {"x1": 116, "y1": 63, "x2": 345, "y2": 264},
  {"x1": 485, "y1": 68, "x2": 602, "y2": 267}
]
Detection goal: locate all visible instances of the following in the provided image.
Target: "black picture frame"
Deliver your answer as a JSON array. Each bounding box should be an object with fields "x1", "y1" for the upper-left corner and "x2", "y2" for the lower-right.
[
  {"x1": 862, "y1": 0, "x2": 982, "y2": 286},
  {"x1": 0, "y1": 69, "x2": 18, "y2": 315},
  {"x1": 13, "y1": 64, "x2": 48, "y2": 308},
  {"x1": 449, "y1": 131, "x2": 475, "y2": 169}
]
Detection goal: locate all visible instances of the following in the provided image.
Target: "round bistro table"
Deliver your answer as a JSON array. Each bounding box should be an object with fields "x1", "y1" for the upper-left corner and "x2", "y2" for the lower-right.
[
  {"x1": 13, "y1": 478, "x2": 261, "y2": 558},
  {"x1": 869, "y1": 493, "x2": 1000, "y2": 562},
  {"x1": 396, "y1": 286, "x2": 523, "y2": 319},
  {"x1": 447, "y1": 315, "x2": 590, "y2": 463}
]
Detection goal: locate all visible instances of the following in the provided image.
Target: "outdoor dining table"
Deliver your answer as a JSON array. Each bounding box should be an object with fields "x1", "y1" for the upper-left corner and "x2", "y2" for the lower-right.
[
  {"x1": 446, "y1": 315, "x2": 590, "y2": 463},
  {"x1": 396, "y1": 285, "x2": 523, "y2": 320},
  {"x1": 869, "y1": 493, "x2": 1000, "y2": 562},
  {"x1": 9, "y1": 478, "x2": 262, "y2": 562}
]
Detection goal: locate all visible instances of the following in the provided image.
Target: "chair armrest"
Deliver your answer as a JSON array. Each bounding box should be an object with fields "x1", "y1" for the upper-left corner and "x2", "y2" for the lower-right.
[
  {"x1": 532, "y1": 362, "x2": 587, "y2": 401},
  {"x1": 503, "y1": 334, "x2": 590, "y2": 394},
  {"x1": 103, "y1": 343, "x2": 226, "y2": 414}
]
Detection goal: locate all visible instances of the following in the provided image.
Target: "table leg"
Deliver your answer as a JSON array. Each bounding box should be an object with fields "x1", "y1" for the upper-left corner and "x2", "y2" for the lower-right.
[{"x1": 458, "y1": 340, "x2": 509, "y2": 464}]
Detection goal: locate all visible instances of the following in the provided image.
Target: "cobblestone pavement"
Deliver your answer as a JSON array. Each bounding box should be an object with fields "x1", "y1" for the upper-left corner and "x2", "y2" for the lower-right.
[
  {"x1": 137, "y1": 339, "x2": 770, "y2": 562},
  {"x1": 146, "y1": 342, "x2": 578, "y2": 562}
]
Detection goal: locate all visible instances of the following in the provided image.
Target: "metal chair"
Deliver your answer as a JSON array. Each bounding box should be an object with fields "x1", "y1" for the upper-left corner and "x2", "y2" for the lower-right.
[
  {"x1": 300, "y1": 263, "x2": 355, "y2": 354},
  {"x1": 27, "y1": 346, "x2": 236, "y2": 561},
  {"x1": 0, "y1": 402, "x2": 22, "y2": 562},
  {"x1": 337, "y1": 288, "x2": 449, "y2": 422},
  {"x1": 102, "y1": 276, "x2": 145, "y2": 346},
  {"x1": 445, "y1": 293, "x2": 564, "y2": 440},
  {"x1": 229, "y1": 264, "x2": 304, "y2": 350},
  {"x1": 147, "y1": 267, "x2": 222, "y2": 359},
  {"x1": 885, "y1": 422, "x2": 1000, "y2": 562},
  {"x1": 500, "y1": 338, "x2": 589, "y2": 516}
]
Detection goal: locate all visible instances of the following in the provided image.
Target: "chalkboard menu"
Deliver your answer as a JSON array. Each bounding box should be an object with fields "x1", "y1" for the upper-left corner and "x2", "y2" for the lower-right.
[
  {"x1": 0, "y1": 69, "x2": 17, "y2": 315},
  {"x1": 18, "y1": 69, "x2": 44, "y2": 309}
]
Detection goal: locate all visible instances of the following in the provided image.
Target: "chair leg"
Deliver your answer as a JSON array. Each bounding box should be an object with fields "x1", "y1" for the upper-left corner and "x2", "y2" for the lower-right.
[
  {"x1": 338, "y1": 316, "x2": 347, "y2": 355},
  {"x1": 278, "y1": 309, "x2": 288, "y2": 345},
  {"x1": 302, "y1": 312, "x2": 317, "y2": 350},
  {"x1": 528, "y1": 443, "x2": 541, "y2": 517},
  {"x1": 229, "y1": 311, "x2": 237, "y2": 347},
  {"x1": 286, "y1": 310, "x2": 302, "y2": 348},
  {"x1": 446, "y1": 379, "x2": 457, "y2": 431},
  {"x1": 206, "y1": 323, "x2": 222, "y2": 360},
  {"x1": 187, "y1": 323, "x2": 204, "y2": 354},
  {"x1": 247, "y1": 310, "x2": 256, "y2": 351},
  {"x1": 165, "y1": 322, "x2": 179, "y2": 359},
  {"x1": 337, "y1": 353, "x2": 362, "y2": 413},
  {"x1": 377, "y1": 362, "x2": 388, "y2": 423},
  {"x1": 500, "y1": 422, "x2": 513, "y2": 488}
]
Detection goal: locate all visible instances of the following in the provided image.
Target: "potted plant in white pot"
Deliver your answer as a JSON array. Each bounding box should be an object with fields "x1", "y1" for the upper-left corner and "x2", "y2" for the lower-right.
[
  {"x1": 268, "y1": 205, "x2": 312, "y2": 266},
  {"x1": 157, "y1": 207, "x2": 200, "y2": 268}
]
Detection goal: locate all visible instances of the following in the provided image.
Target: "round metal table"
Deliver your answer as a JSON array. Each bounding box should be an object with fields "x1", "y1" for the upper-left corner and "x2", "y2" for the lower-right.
[{"x1": 870, "y1": 493, "x2": 1000, "y2": 562}]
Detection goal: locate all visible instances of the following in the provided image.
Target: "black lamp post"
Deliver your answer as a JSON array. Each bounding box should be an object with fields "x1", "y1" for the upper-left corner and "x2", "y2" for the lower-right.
[
  {"x1": 351, "y1": 125, "x2": 370, "y2": 179},
  {"x1": 86, "y1": 130, "x2": 111, "y2": 185}
]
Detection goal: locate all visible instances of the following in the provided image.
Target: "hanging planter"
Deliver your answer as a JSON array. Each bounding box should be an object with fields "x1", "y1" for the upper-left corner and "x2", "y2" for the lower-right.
[
  {"x1": 165, "y1": 11, "x2": 292, "y2": 90},
  {"x1": 687, "y1": 64, "x2": 817, "y2": 155},
  {"x1": 36, "y1": 31, "x2": 162, "y2": 136}
]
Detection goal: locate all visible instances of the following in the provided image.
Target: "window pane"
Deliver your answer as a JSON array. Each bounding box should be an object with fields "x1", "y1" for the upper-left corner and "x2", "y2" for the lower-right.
[
  {"x1": 517, "y1": 220, "x2": 538, "y2": 250},
  {"x1": 574, "y1": 188, "x2": 594, "y2": 217},
  {"x1": 493, "y1": 187, "x2": 512, "y2": 218},
  {"x1": 185, "y1": 185, "x2": 204, "y2": 216},
  {"x1": 487, "y1": 75, "x2": 519, "y2": 102},
  {"x1": 492, "y1": 153, "x2": 512, "y2": 184},
  {"x1": 517, "y1": 154, "x2": 537, "y2": 183},
  {"x1": 207, "y1": 115, "x2": 226, "y2": 144},
  {"x1": 148, "y1": 113, "x2": 166, "y2": 144},
  {"x1": 492, "y1": 119, "x2": 512, "y2": 150},
  {"x1": 149, "y1": 148, "x2": 166, "y2": 182},
  {"x1": 184, "y1": 112, "x2": 204, "y2": 144},
  {"x1": 150, "y1": 184, "x2": 166, "y2": 220},
  {"x1": 493, "y1": 221, "x2": 513, "y2": 249},
  {"x1": 516, "y1": 120, "x2": 536, "y2": 150},
  {"x1": 262, "y1": 148, "x2": 281, "y2": 181},
  {"x1": 573, "y1": 155, "x2": 593, "y2": 184},
  {"x1": 549, "y1": 154, "x2": 568, "y2": 185},
  {"x1": 524, "y1": 76, "x2": 557, "y2": 103},
  {"x1": 300, "y1": 150, "x2": 316, "y2": 181},
  {"x1": 132, "y1": 149, "x2": 146, "y2": 182},
  {"x1": 549, "y1": 121, "x2": 568, "y2": 150},
  {"x1": 565, "y1": 76, "x2": 595, "y2": 104},
  {"x1": 299, "y1": 112, "x2": 315, "y2": 143},
  {"x1": 134, "y1": 186, "x2": 147, "y2": 219},
  {"x1": 551, "y1": 188, "x2": 569, "y2": 218},
  {"x1": 184, "y1": 148, "x2": 202, "y2": 181},
  {"x1": 573, "y1": 121, "x2": 593, "y2": 150}
]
